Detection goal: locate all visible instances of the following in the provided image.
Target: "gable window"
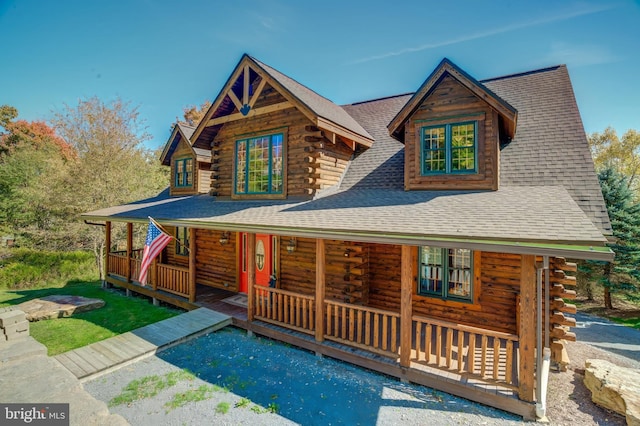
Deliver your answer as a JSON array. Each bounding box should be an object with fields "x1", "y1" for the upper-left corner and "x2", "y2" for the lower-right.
[
  {"x1": 422, "y1": 122, "x2": 476, "y2": 174},
  {"x1": 235, "y1": 133, "x2": 284, "y2": 195},
  {"x1": 175, "y1": 227, "x2": 189, "y2": 256},
  {"x1": 175, "y1": 158, "x2": 193, "y2": 187},
  {"x1": 419, "y1": 247, "x2": 473, "y2": 302}
]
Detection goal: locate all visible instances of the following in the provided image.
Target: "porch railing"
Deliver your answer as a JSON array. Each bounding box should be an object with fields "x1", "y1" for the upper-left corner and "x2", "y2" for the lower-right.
[
  {"x1": 107, "y1": 251, "x2": 189, "y2": 298},
  {"x1": 324, "y1": 300, "x2": 400, "y2": 357},
  {"x1": 107, "y1": 252, "x2": 128, "y2": 278},
  {"x1": 252, "y1": 286, "x2": 315, "y2": 335},
  {"x1": 156, "y1": 263, "x2": 190, "y2": 298},
  {"x1": 411, "y1": 315, "x2": 519, "y2": 388}
]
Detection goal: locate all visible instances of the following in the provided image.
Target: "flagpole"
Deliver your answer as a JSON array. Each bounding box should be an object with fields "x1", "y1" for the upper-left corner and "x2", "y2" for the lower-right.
[{"x1": 148, "y1": 216, "x2": 190, "y2": 254}]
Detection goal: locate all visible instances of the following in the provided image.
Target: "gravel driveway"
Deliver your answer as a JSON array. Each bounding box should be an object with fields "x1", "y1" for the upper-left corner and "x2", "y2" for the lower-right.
[{"x1": 84, "y1": 327, "x2": 523, "y2": 425}]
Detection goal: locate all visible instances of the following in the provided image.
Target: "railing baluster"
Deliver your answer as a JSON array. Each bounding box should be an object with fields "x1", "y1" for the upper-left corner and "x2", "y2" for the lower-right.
[
  {"x1": 468, "y1": 334, "x2": 476, "y2": 375},
  {"x1": 436, "y1": 325, "x2": 442, "y2": 366},
  {"x1": 382, "y1": 315, "x2": 388, "y2": 351},
  {"x1": 373, "y1": 314, "x2": 380, "y2": 348},
  {"x1": 357, "y1": 310, "x2": 363, "y2": 344},
  {"x1": 457, "y1": 330, "x2": 465, "y2": 372},
  {"x1": 493, "y1": 337, "x2": 501, "y2": 380},
  {"x1": 414, "y1": 321, "x2": 421, "y2": 361},
  {"x1": 348, "y1": 308, "x2": 355, "y2": 341},
  {"x1": 446, "y1": 328, "x2": 453, "y2": 369},
  {"x1": 391, "y1": 316, "x2": 398, "y2": 353},
  {"x1": 481, "y1": 335, "x2": 488, "y2": 377},
  {"x1": 505, "y1": 340, "x2": 513, "y2": 384}
]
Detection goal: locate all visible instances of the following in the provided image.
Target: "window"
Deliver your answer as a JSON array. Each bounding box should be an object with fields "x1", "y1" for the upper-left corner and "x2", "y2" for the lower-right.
[
  {"x1": 419, "y1": 247, "x2": 473, "y2": 302},
  {"x1": 235, "y1": 133, "x2": 284, "y2": 195},
  {"x1": 175, "y1": 227, "x2": 189, "y2": 256},
  {"x1": 422, "y1": 122, "x2": 476, "y2": 174},
  {"x1": 175, "y1": 158, "x2": 193, "y2": 187}
]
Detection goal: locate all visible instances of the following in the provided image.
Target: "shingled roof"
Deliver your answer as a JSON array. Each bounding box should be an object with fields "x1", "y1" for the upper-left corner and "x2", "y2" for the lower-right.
[
  {"x1": 340, "y1": 65, "x2": 611, "y2": 235},
  {"x1": 251, "y1": 56, "x2": 372, "y2": 142},
  {"x1": 85, "y1": 58, "x2": 612, "y2": 259},
  {"x1": 160, "y1": 123, "x2": 210, "y2": 166}
]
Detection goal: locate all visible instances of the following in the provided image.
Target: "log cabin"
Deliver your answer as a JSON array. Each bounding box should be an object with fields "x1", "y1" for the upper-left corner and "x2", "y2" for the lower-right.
[{"x1": 82, "y1": 55, "x2": 613, "y2": 420}]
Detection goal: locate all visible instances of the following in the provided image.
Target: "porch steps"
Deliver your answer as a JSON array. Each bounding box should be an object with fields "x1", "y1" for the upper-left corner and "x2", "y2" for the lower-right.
[{"x1": 54, "y1": 308, "x2": 231, "y2": 382}]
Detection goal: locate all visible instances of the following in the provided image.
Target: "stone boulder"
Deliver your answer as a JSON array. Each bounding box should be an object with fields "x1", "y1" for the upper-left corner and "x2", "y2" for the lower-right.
[
  {"x1": 584, "y1": 359, "x2": 640, "y2": 426},
  {"x1": 17, "y1": 295, "x2": 105, "y2": 321}
]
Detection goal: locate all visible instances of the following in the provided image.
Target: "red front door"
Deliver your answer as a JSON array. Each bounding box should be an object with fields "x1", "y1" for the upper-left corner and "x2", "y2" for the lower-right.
[{"x1": 239, "y1": 233, "x2": 274, "y2": 293}]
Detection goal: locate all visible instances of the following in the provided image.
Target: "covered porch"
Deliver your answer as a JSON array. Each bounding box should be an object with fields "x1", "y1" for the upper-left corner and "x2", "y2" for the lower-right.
[{"x1": 103, "y1": 222, "x2": 554, "y2": 419}]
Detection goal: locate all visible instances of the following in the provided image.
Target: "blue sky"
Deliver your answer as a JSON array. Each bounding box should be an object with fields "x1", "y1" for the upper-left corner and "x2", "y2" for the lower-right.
[{"x1": 1, "y1": 0, "x2": 638, "y2": 150}]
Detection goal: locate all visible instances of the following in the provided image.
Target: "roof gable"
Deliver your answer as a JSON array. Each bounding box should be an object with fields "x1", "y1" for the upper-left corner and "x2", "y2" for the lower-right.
[
  {"x1": 160, "y1": 123, "x2": 198, "y2": 166},
  {"x1": 189, "y1": 54, "x2": 373, "y2": 151},
  {"x1": 387, "y1": 58, "x2": 517, "y2": 142}
]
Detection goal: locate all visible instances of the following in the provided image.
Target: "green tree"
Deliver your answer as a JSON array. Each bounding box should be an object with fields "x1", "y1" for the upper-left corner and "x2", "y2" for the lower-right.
[
  {"x1": 589, "y1": 127, "x2": 640, "y2": 195},
  {"x1": 0, "y1": 108, "x2": 75, "y2": 247},
  {"x1": 586, "y1": 167, "x2": 640, "y2": 309},
  {"x1": 51, "y1": 97, "x2": 168, "y2": 277}
]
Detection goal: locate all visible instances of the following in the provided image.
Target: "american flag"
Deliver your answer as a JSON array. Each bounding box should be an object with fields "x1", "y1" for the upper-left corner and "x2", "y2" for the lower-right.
[{"x1": 138, "y1": 218, "x2": 172, "y2": 285}]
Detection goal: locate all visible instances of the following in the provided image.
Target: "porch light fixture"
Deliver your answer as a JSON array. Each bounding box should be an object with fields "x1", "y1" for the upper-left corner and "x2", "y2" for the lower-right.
[
  {"x1": 219, "y1": 231, "x2": 230, "y2": 245},
  {"x1": 344, "y1": 248, "x2": 352, "y2": 258},
  {"x1": 286, "y1": 237, "x2": 296, "y2": 254}
]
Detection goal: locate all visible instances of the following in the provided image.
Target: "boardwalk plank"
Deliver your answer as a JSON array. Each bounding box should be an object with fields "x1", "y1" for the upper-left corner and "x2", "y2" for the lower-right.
[{"x1": 57, "y1": 308, "x2": 231, "y2": 381}]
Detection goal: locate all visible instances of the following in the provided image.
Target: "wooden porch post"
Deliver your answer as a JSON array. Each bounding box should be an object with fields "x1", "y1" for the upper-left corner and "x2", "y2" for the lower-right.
[
  {"x1": 519, "y1": 254, "x2": 536, "y2": 402},
  {"x1": 103, "y1": 221, "x2": 111, "y2": 286},
  {"x1": 151, "y1": 259, "x2": 158, "y2": 291},
  {"x1": 247, "y1": 233, "x2": 256, "y2": 322},
  {"x1": 188, "y1": 228, "x2": 197, "y2": 303},
  {"x1": 400, "y1": 245, "x2": 413, "y2": 368},
  {"x1": 315, "y1": 238, "x2": 326, "y2": 342},
  {"x1": 126, "y1": 222, "x2": 133, "y2": 282}
]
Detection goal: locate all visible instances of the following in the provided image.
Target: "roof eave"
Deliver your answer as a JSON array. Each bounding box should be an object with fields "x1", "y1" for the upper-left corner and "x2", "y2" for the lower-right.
[{"x1": 80, "y1": 213, "x2": 612, "y2": 262}]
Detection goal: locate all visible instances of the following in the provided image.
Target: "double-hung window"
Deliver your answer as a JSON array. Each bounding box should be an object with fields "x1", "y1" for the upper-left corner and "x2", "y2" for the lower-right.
[
  {"x1": 175, "y1": 227, "x2": 189, "y2": 256},
  {"x1": 419, "y1": 247, "x2": 473, "y2": 302},
  {"x1": 422, "y1": 122, "x2": 476, "y2": 174},
  {"x1": 175, "y1": 158, "x2": 193, "y2": 187},
  {"x1": 235, "y1": 133, "x2": 284, "y2": 195}
]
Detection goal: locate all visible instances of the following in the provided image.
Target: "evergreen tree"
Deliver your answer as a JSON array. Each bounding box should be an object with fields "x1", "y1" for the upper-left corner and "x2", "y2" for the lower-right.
[{"x1": 595, "y1": 167, "x2": 640, "y2": 308}]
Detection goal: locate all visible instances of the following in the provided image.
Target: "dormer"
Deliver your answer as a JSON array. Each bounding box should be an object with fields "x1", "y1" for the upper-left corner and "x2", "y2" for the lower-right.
[
  {"x1": 187, "y1": 54, "x2": 374, "y2": 199},
  {"x1": 160, "y1": 123, "x2": 212, "y2": 196},
  {"x1": 388, "y1": 59, "x2": 517, "y2": 191}
]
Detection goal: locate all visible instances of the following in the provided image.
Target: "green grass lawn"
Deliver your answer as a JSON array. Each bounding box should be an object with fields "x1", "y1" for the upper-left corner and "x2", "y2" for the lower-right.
[
  {"x1": 0, "y1": 281, "x2": 182, "y2": 355},
  {"x1": 610, "y1": 316, "x2": 640, "y2": 329}
]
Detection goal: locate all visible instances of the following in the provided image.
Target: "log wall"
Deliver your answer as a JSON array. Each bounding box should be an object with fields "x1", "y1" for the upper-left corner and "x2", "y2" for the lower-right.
[
  {"x1": 194, "y1": 229, "x2": 238, "y2": 291},
  {"x1": 369, "y1": 247, "x2": 522, "y2": 335},
  {"x1": 405, "y1": 74, "x2": 499, "y2": 191},
  {"x1": 164, "y1": 226, "x2": 189, "y2": 268},
  {"x1": 208, "y1": 85, "x2": 354, "y2": 198}
]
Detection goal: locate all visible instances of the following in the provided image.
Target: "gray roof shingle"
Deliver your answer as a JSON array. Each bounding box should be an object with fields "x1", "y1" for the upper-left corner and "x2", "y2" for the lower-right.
[
  {"x1": 339, "y1": 65, "x2": 611, "y2": 234},
  {"x1": 251, "y1": 56, "x2": 373, "y2": 142},
  {"x1": 86, "y1": 59, "x2": 611, "y2": 254}
]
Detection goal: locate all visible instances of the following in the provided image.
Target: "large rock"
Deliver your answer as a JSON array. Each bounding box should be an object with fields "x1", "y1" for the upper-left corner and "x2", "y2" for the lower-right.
[
  {"x1": 584, "y1": 359, "x2": 640, "y2": 425},
  {"x1": 17, "y1": 295, "x2": 105, "y2": 321}
]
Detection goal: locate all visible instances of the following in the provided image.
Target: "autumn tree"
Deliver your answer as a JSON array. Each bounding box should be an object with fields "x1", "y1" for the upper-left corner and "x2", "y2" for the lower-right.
[
  {"x1": 179, "y1": 100, "x2": 211, "y2": 127},
  {"x1": 0, "y1": 106, "x2": 75, "y2": 247},
  {"x1": 52, "y1": 97, "x2": 168, "y2": 277},
  {"x1": 589, "y1": 127, "x2": 640, "y2": 195}
]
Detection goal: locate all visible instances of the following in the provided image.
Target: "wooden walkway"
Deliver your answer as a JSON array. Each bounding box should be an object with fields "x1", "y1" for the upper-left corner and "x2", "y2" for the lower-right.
[{"x1": 54, "y1": 308, "x2": 231, "y2": 381}]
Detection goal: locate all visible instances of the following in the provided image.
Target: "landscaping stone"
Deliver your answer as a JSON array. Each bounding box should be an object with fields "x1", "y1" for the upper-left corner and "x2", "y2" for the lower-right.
[
  {"x1": 17, "y1": 295, "x2": 105, "y2": 321},
  {"x1": 584, "y1": 359, "x2": 640, "y2": 426},
  {"x1": 0, "y1": 309, "x2": 26, "y2": 327}
]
